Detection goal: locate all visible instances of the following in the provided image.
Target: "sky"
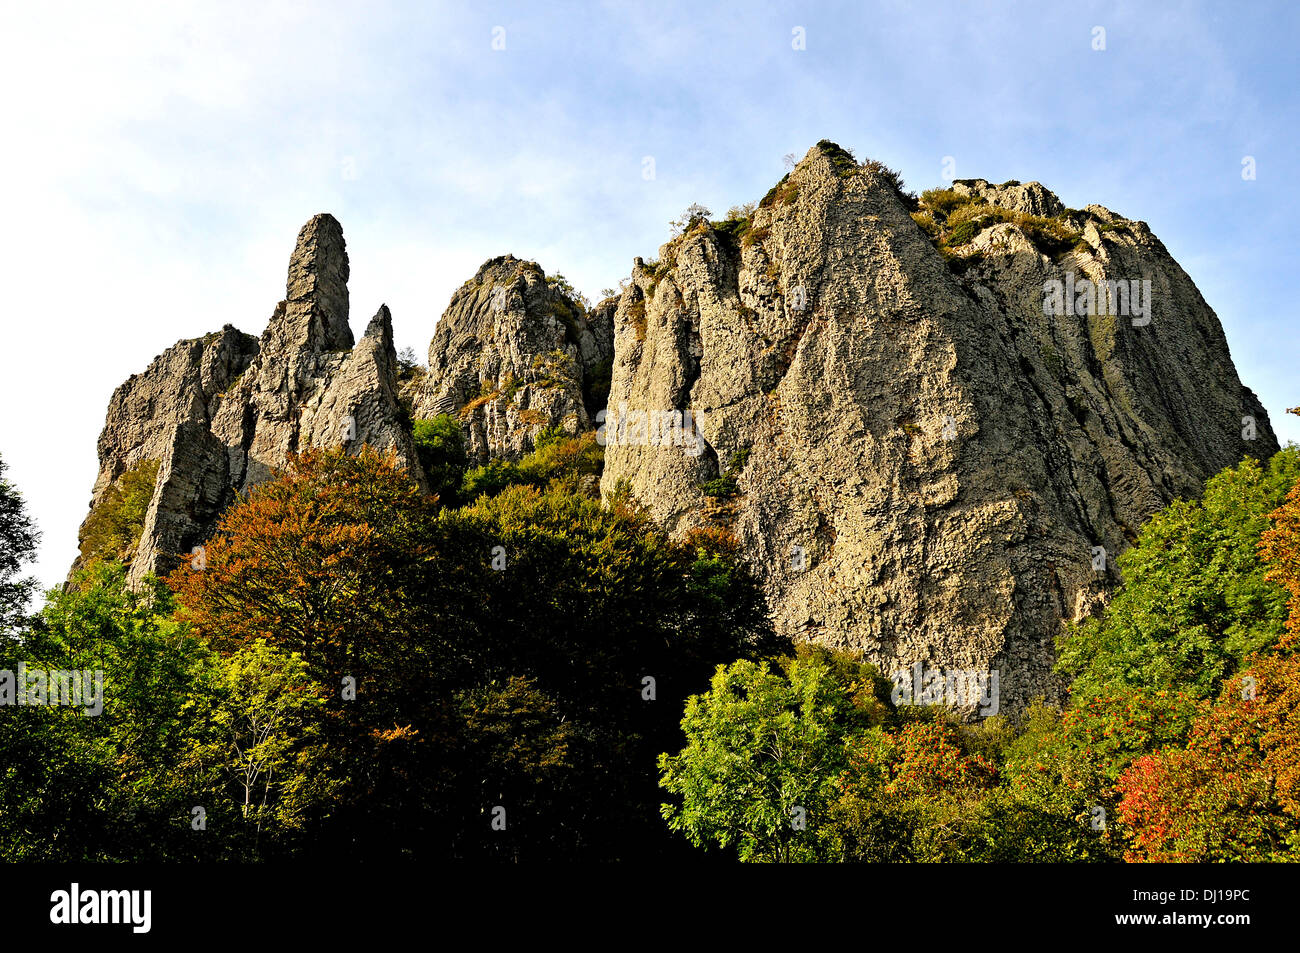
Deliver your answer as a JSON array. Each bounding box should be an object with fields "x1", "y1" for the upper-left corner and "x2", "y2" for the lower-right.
[{"x1": 1, "y1": 0, "x2": 1296, "y2": 593}]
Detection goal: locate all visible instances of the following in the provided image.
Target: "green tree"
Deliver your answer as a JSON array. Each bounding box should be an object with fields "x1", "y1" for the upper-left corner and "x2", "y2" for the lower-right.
[
  {"x1": 1057, "y1": 449, "x2": 1300, "y2": 701},
  {"x1": 0, "y1": 562, "x2": 211, "y2": 860},
  {"x1": 658, "y1": 646, "x2": 886, "y2": 862},
  {"x1": 0, "y1": 452, "x2": 39, "y2": 635},
  {"x1": 180, "y1": 639, "x2": 334, "y2": 856},
  {"x1": 412, "y1": 414, "x2": 469, "y2": 506}
]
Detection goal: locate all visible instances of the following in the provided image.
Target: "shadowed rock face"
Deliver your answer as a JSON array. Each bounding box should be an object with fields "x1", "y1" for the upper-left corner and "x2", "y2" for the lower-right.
[
  {"x1": 75, "y1": 213, "x2": 422, "y2": 587},
  {"x1": 412, "y1": 255, "x2": 613, "y2": 463},
  {"x1": 597, "y1": 144, "x2": 1276, "y2": 713},
  {"x1": 77, "y1": 146, "x2": 1278, "y2": 712}
]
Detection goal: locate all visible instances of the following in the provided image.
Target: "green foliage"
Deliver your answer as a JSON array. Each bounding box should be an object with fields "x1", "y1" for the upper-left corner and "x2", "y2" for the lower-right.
[
  {"x1": 0, "y1": 562, "x2": 330, "y2": 860},
  {"x1": 909, "y1": 210, "x2": 940, "y2": 238},
  {"x1": 759, "y1": 173, "x2": 792, "y2": 209},
  {"x1": 0, "y1": 453, "x2": 39, "y2": 635},
  {"x1": 669, "y1": 203, "x2": 712, "y2": 236},
  {"x1": 413, "y1": 414, "x2": 470, "y2": 507},
  {"x1": 659, "y1": 645, "x2": 887, "y2": 861},
  {"x1": 76, "y1": 459, "x2": 160, "y2": 567},
  {"x1": 396, "y1": 346, "x2": 423, "y2": 381},
  {"x1": 698, "y1": 475, "x2": 738, "y2": 499},
  {"x1": 948, "y1": 219, "x2": 978, "y2": 246},
  {"x1": 698, "y1": 446, "x2": 750, "y2": 499},
  {"x1": 179, "y1": 639, "x2": 335, "y2": 853},
  {"x1": 919, "y1": 187, "x2": 971, "y2": 215},
  {"x1": 816, "y1": 139, "x2": 858, "y2": 177},
  {"x1": 545, "y1": 272, "x2": 591, "y2": 313},
  {"x1": 1058, "y1": 448, "x2": 1300, "y2": 701},
  {"x1": 916, "y1": 188, "x2": 1082, "y2": 260},
  {"x1": 460, "y1": 431, "x2": 604, "y2": 501},
  {"x1": 712, "y1": 216, "x2": 752, "y2": 242}
]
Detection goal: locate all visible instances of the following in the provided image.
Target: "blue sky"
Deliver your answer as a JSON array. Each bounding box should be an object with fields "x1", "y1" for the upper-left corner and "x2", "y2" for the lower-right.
[{"x1": 1, "y1": 0, "x2": 1296, "y2": 590}]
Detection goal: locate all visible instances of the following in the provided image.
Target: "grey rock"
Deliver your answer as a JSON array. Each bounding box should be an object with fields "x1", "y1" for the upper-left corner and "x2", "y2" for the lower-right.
[
  {"x1": 411, "y1": 255, "x2": 613, "y2": 462},
  {"x1": 951, "y1": 178, "x2": 1066, "y2": 218},
  {"x1": 75, "y1": 214, "x2": 423, "y2": 587},
  {"x1": 598, "y1": 143, "x2": 1276, "y2": 714}
]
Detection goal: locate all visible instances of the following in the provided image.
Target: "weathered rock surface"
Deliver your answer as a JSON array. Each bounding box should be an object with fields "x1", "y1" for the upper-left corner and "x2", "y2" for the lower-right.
[
  {"x1": 76, "y1": 213, "x2": 422, "y2": 586},
  {"x1": 77, "y1": 147, "x2": 1279, "y2": 714},
  {"x1": 411, "y1": 255, "x2": 613, "y2": 462},
  {"x1": 950, "y1": 178, "x2": 1065, "y2": 218},
  {"x1": 597, "y1": 143, "x2": 1277, "y2": 712}
]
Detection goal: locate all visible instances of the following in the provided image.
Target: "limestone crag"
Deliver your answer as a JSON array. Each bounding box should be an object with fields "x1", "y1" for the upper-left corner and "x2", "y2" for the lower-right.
[
  {"x1": 78, "y1": 145, "x2": 1279, "y2": 713},
  {"x1": 412, "y1": 255, "x2": 613, "y2": 462},
  {"x1": 77, "y1": 214, "x2": 421, "y2": 586},
  {"x1": 597, "y1": 143, "x2": 1276, "y2": 712}
]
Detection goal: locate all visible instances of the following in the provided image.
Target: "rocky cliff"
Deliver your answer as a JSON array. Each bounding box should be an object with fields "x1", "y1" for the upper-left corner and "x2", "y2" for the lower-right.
[
  {"x1": 75, "y1": 214, "x2": 421, "y2": 586},
  {"x1": 597, "y1": 142, "x2": 1276, "y2": 711},
  {"x1": 77, "y1": 143, "x2": 1278, "y2": 712}
]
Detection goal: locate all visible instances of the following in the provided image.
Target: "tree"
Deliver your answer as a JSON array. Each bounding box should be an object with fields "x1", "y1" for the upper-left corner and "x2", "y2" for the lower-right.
[
  {"x1": 669, "y1": 202, "x2": 712, "y2": 237},
  {"x1": 167, "y1": 445, "x2": 779, "y2": 860},
  {"x1": 180, "y1": 639, "x2": 334, "y2": 855},
  {"x1": 0, "y1": 561, "x2": 213, "y2": 860},
  {"x1": 169, "y1": 447, "x2": 436, "y2": 678},
  {"x1": 0, "y1": 452, "x2": 39, "y2": 635},
  {"x1": 1115, "y1": 663, "x2": 1300, "y2": 862},
  {"x1": 412, "y1": 414, "x2": 469, "y2": 506},
  {"x1": 1057, "y1": 449, "x2": 1300, "y2": 701},
  {"x1": 658, "y1": 646, "x2": 885, "y2": 862},
  {"x1": 1116, "y1": 462, "x2": 1300, "y2": 862},
  {"x1": 1261, "y1": 474, "x2": 1300, "y2": 640}
]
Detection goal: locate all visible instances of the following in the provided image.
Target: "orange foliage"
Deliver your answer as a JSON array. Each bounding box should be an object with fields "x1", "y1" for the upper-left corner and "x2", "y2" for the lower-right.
[
  {"x1": 168, "y1": 447, "x2": 433, "y2": 677},
  {"x1": 1118, "y1": 480, "x2": 1300, "y2": 861}
]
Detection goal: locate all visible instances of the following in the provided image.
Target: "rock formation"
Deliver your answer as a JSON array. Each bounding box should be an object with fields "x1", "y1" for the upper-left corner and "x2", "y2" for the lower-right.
[
  {"x1": 76, "y1": 145, "x2": 1279, "y2": 712},
  {"x1": 411, "y1": 255, "x2": 613, "y2": 462},
  {"x1": 75, "y1": 213, "x2": 421, "y2": 586},
  {"x1": 595, "y1": 143, "x2": 1276, "y2": 711}
]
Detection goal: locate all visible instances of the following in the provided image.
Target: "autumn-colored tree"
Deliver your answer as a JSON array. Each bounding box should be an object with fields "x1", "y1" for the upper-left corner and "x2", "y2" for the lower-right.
[
  {"x1": 1115, "y1": 665, "x2": 1300, "y2": 862},
  {"x1": 169, "y1": 447, "x2": 436, "y2": 681},
  {"x1": 1261, "y1": 477, "x2": 1300, "y2": 641},
  {"x1": 1116, "y1": 456, "x2": 1300, "y2": 861}
]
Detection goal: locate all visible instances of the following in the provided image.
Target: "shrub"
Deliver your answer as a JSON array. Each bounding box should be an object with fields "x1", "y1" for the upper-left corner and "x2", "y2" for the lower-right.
[
  {"x1": 670, "y1": 203, "x2": 712, "y2": 237},
  {"x1": 910, "y1": 211, "x2": 940, "y2": 238},
  {"x1": 699, "y1": 475, "x2": 739, "y2": 499},
  {"x1": 948, "y1": 220, "x2": 978, "y2": 246},
  {"x1": 919, "y1": 188, "x2": 971, "y2": 216}
]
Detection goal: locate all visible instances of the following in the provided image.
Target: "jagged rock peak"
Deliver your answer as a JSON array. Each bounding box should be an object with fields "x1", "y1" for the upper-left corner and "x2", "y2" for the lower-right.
[
  {"x1": 598, "y1": 141, "x2": 1276, "y2": 714},
  {"x1": 950, "y1": 178, "x2": 1065, "y2": 218},
  {"x1": 412, "y1": 254, "x2": 613, "y2": 462},
  {"x1": 281, "y1": 212, "x2": 352, "y2": 354},
  {"x1": 75, "y1": 214, "x2": 422, "y2": 588}
]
